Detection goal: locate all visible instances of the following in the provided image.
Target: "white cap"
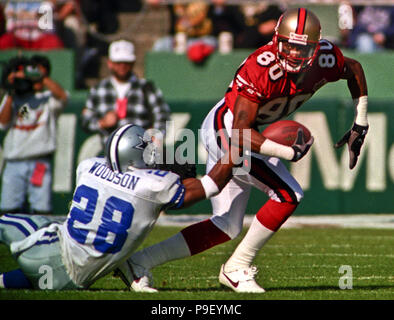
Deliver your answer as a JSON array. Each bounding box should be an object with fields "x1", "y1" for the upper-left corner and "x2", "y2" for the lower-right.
[{"x1": 109, "y1": 40, "x2": 136, "y2": 62}]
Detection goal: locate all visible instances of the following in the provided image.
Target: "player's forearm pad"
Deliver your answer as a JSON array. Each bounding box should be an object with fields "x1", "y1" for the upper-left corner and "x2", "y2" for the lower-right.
[
  {"x1": 354, "y1": 95, "x2": 368, "y2": 127},
  {"x1": 259, "y1": 138, "x2": 294, "y2": 160},
  {"x1": 200, "y1": 175, "x2": 220, "y2": 199}
]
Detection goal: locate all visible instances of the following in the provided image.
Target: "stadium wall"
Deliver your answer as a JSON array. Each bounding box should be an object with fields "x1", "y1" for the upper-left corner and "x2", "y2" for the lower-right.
[{"x1": 0, "y1": 50, "x2": 392, "y2": 215}]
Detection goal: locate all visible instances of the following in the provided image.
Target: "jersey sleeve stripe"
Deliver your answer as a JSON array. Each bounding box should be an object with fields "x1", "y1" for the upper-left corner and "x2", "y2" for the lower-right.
[
  {"x1": 167, "y1": 183, "x2": 186, "y2": 209},
  {"x1": 4, "y1": 214, "x2": 39, "y2": 231},
  {"x1": 0, "y1": 219, "x2": 31, "y2": 237},
  {"x1": 36, "y1": 238, "x2": 59, "y2": 246},
  {"x1": 236, "y1": 75, "x2": 262, "y2": 97},
  {"x1": 236, "y1": 74, "x2": 253, "y2": 87}
]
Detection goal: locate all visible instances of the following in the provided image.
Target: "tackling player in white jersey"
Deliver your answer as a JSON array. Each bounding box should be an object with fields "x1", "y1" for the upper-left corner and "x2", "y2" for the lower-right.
[{"x1": 0, "y1": 124, "x2": 237, "y2": 290}]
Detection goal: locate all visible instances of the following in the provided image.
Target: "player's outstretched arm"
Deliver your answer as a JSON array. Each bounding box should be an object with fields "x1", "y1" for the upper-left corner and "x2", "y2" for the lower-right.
[
  {"x1": 181, "y1": 149, "x2": 238, "y2": 208},
  {"x1": 231, "y1": 95, "x2": 265, "y2": 152},
  {"x1": 341, "y1": 57, "x2": 368, "y2": 99},
  {"x1": 335, "y1": 57, "x2": 369, "y2": 169}
]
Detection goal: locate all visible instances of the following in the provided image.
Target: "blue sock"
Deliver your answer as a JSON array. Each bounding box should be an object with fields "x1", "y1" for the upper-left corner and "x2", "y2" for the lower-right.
[{"x1": 1, "y1": 269, "x2": 33, "y2": 289}]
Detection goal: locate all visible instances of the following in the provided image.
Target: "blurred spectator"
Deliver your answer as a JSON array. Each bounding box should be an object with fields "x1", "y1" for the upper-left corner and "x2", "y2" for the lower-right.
[
  {"x1": 79, "y1": 0, "x2": 119, "y2": 35},
  {"x1": 50, "y1": 0, "x2": 94, "y2": 90},
  {"x1": 345, "y1": 5, "x2": 394, "y2": 52},
  {"x1": 174, "y1": 1, "x2": 213, "y2": 38},
  {"x1": 51, "y1": 0, "x2": 85, "y2": 52},
  {"x1": 236, "y1": 3, "x2": 283, "y2": 49},
  {"x1": 208, "y1": 0, "x2": 245, "y2": 40},
  {"x1": 117, "y1": 0, "x2": 143, "y2": 12},
  {"x1": 150, "y1": 2, "x2": 180, "y2": 51},
  {"x1": 74, "y1": 0, "x2": 123, "y2": 88},
  {"x1": 207, "y1": 0, "x2": 245, "y2": 52},
  {"x1": 152, "y1": 1, "x2": 216, "y2": 52},
  {"x1": 0, "y1": 55, "x2": 68, "y2": 215},
  {"x1": 0, "y1": 1, "x2": 64, "y2": 50},
  {"x1": 81, "y1": 39, "x2": 171, "y2": 148},
  {"x1": 0, "y1": 3, "x2": 5, "y2": 36}
]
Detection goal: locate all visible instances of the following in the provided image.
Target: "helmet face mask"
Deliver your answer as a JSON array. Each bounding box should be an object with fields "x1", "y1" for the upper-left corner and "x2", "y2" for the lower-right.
[
  {"x1": 277, "y1": 37, "x2": 318, "y2": 72},
  {"x1": 273, "y1": 8, "x2": 321, "y2": 73},
  {"x1": 105, "y1": 124, "x2": 157, "y2": 173}
]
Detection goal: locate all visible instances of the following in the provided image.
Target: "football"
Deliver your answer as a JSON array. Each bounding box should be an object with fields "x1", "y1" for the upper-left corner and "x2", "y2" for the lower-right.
[{"x1": 262, "y1": 120, "x2": 311, "y2": 146}]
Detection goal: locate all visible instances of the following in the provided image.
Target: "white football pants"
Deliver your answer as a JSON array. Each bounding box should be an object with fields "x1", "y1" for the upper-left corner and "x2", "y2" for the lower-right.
[{"x1": 200, "y1": 99, "x2": 304, "y2": 239}]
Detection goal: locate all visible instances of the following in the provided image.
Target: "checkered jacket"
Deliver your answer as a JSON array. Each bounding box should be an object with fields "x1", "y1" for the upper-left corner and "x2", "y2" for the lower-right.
[{"x1": 81, "y1": 74, "x2": 171, "y2": 144}]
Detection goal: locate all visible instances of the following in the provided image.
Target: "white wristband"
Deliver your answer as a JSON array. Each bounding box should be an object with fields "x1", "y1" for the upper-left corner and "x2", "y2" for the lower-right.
[
  {"x1": 259, "y1": 139, "x2": 294, "y2": 160},
  {"x1": 200, "y1": 175, "x2": 220, "y2": 199},
  {"x1": 354, "y1": 95, "x2": 368, "y2": 126}
]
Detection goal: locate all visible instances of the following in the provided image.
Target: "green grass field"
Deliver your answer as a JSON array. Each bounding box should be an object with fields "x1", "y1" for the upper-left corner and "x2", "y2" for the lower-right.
[{"x1": 0, "y1": 226, "x2": 393, "y2": 301}]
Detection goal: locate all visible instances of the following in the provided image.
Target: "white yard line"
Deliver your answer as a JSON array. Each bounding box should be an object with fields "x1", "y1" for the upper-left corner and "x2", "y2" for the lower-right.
[
  {"x1": 156, "y1": 214, "x2": 394, "y2": 229},
  {"x1": 44, "y1": 213, "x2": 394, "y2": 229}
]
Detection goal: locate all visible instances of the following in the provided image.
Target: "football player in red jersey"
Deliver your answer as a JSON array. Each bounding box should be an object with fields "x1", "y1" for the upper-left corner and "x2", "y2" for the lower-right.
[{"x1": 125, "y1": 8, "x2": 369, "y2": 293}]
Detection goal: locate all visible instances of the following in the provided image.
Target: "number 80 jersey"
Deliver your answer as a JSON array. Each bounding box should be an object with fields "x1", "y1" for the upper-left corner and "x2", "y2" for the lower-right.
[
  {"x1": 223, "y1": 39, "x2": 345, "y2": 125},
  {"x1": 58, "y1": 157, "x2": 185, "y2": 288}
]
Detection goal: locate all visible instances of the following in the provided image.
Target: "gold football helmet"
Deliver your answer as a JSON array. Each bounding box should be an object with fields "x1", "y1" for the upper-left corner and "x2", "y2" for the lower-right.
[{"x1": 273, "y1": 8, "x2": 321, "y2": 73}]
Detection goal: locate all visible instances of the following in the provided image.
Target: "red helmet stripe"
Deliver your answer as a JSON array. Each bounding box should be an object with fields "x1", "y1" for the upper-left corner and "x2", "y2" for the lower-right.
[{"x1": 296, "y1": 8, "x2": 307, "y2": 34}]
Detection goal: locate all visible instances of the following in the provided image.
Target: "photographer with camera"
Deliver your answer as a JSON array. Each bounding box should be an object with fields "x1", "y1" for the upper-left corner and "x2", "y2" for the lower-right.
[{"x1": 0, "y1": 55, "x2": 68, "y2": 215}]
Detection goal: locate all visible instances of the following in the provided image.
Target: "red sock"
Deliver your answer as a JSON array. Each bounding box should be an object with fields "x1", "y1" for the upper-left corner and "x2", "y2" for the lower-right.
[
  {"x1": 256, "y1": 199, "x2": 298, "y2": 232},
  {"x1": 181, "y1": 219, "x2": 231, "y2": 255}
]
